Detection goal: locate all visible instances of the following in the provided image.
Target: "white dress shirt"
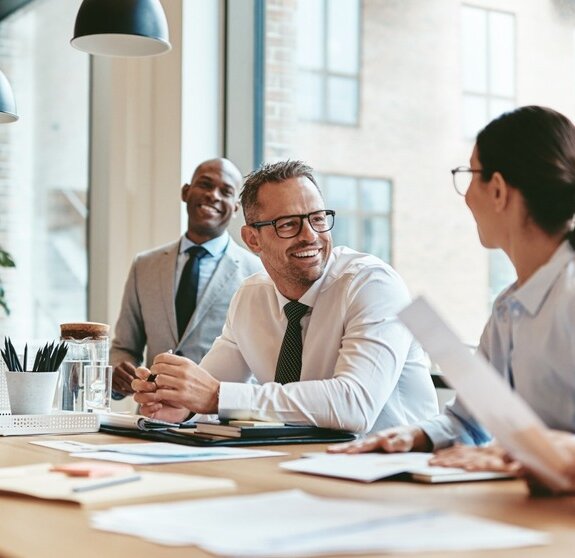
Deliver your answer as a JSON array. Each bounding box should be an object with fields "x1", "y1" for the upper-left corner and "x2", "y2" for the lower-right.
[
  {"x1": 199, "y1": 246, "x2": 438, "y2": 433},
  {"x1": 420, "y1": 240, "x2": 575, "y2": 448}
]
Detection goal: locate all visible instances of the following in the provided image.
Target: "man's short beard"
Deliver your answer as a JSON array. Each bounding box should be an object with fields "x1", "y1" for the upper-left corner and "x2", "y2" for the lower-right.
[{"x1": 290, "y1": 263, "x2": 326, "y2": 288}]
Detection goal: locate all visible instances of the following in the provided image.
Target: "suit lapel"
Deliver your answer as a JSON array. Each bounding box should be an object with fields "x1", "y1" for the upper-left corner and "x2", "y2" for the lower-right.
[
  {"x1": 181, "y1": 245, "x2": 240, "y2": 340},
  {"x1": 160, "y1": 241, "x2": 180, "y2": 343}
]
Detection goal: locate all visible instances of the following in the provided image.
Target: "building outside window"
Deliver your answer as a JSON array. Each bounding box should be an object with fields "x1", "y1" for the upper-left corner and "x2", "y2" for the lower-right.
[
  {"x1": 461, "y1": 5, "x2": 515, "y2": 139},
  {"x1": 318, "y1": 173, "x2": 392, "y2": 262},
  {"x1": 296, "y1": 0, "x2": 361, "y2": 125},
  {"x1": 0, "y1": 0, "x2": 89, "y2": 340},
  {"x1": 260, "y1": 0, "x2": 575, "y2": 344},
  {"x1": 461, "y1": 4, "x2": 518, "y2": 303}
]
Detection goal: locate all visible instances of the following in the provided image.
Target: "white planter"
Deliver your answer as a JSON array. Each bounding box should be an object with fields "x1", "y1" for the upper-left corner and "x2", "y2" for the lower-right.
[{"x1": 5, "y1": 371, "x2": 59, "y2": 415}]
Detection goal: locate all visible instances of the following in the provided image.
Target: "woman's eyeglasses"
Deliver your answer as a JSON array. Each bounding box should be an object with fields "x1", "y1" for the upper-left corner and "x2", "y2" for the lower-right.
[{"x1": 451, "y1": 166, "x2": 483, "y2": 196}]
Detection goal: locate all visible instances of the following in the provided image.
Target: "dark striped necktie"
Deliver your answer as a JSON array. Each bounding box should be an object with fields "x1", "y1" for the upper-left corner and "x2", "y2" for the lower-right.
[
  {"x1": 274, "y1": 301, "x2": 309, "y2": 385},
  {"x1": 175, "y1": 245, "x2": 208, "y2": 339}
]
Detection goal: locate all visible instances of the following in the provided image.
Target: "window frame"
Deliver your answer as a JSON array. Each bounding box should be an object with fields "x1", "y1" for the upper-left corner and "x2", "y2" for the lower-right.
[
  {"x1": 319, "y1": 172, "x2": 393, "y2": 263},
  {"x1": 297, "y1": 0, "x2": 362, "y2": 126},
  {"x1": 461, "y1": 4, "x2": 516, "y2": 139}
]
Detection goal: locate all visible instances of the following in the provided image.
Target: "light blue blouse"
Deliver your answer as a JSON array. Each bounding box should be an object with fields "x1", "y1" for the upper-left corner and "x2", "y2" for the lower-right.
[{"x1": 420, "y1": 240, "x2": 575, "y2": 449}]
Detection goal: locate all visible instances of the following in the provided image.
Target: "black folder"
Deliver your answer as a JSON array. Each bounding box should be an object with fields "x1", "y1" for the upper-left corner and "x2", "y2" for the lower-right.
[{"x1": 99, "y1": 424, "x2": 357, "y2": 446}]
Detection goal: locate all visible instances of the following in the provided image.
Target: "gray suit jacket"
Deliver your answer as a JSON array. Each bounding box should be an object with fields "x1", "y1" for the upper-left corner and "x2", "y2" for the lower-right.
[{"x1": 110, "y1": 238, "x2": 262, "y2": 369}]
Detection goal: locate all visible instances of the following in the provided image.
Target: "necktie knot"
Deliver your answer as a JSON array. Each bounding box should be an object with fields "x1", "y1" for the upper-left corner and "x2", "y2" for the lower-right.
[
  {"x1": 187, "y1": 245, "x2": 208, "y2": 260},
  {"x1": 284, "y1": 301, "x2": 309, "y2": 323}
]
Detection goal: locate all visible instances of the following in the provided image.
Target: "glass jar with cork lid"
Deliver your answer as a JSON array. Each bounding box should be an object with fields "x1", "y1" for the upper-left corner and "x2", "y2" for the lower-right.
[{"x1": 58, "y1": 322, "x2": 109, "y2": 412}]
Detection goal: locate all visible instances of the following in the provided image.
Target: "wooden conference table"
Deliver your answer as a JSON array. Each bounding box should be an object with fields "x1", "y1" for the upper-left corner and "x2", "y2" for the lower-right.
[{"x1": 0, "y1": 433, "x2": 574, "y2": 558}]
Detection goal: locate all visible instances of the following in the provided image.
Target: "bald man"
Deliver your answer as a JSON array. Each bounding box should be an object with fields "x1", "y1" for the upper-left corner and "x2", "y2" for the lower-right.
[{"x1": 111, "y1": 158, "x2": 262, "y2": 398}]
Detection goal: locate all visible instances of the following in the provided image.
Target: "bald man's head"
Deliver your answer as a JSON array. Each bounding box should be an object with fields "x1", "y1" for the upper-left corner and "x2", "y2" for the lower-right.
[{"x1": 181, "y1": 158, "x2": 242, "y2": 244}]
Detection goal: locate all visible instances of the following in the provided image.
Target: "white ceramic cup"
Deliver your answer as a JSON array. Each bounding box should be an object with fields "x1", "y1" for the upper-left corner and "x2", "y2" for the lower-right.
[{"x1": 5, "y1": 370, "x2": 60, "y2": 415}]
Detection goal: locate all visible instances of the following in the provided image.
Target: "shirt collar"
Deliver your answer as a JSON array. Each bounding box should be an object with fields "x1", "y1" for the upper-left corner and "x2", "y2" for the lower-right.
[
  {"x1": 503, "y1": 240, "x2": 574, "y2": 316},
  {"x1": 179, "y1": 231, "x2": 229, "y2": 258},
  {"x1": 273, "y1": 250, "x2": 336, "y2": 311}
]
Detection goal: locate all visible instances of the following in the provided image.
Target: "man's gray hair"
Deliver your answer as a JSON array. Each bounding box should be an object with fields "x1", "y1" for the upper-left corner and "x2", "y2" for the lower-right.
[{"x1": 240, "y1": 160, "x2": 322, "y2": 222}]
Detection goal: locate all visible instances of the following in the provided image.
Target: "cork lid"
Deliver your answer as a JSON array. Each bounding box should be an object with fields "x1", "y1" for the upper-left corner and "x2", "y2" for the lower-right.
[{"x1": 60, "y1": 322, "x2": 110, "y2": 339}]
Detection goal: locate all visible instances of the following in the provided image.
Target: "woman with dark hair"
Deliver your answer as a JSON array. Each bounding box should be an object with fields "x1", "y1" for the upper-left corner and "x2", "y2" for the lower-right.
[{"x1": 330, "y1": 106, "x2": 575, "y2": 492}]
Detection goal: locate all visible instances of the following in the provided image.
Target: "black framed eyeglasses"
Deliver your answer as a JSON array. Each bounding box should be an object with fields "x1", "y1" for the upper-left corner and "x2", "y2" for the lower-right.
[
  {"x1": 249, "y1": 209, "x2": 336, "y2": 239},
  {"x1": 451, "y1": 166, "x2": 483, "y2": 196}
]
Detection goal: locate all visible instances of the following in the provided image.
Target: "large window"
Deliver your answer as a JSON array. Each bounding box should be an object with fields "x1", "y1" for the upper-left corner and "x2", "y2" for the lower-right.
[
  {"x1": 318, "y1": 174, "x2": 392, "y2": 262},
  {"x1": 461, "y1": 6, "x2": 515, "y2": 138},
  {"x1": 295, "y1": 0, "x2": 361, "y2": 125},
  {"x1": 257, "y1": 0, "x2": 575, "y2": 344},
  {"x1": 0, "y1": 0, "x2": 89, "y2": 339},
  {"x1": 461, "y1": 5, "x2": 517, "y2": 302}
]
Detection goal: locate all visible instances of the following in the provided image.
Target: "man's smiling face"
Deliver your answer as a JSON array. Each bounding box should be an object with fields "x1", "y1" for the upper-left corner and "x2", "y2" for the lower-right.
[
  {"x1": 241, "y1": 176, "x2": 332, "y2": 300},
  {"x1": 182, "y1": 159, "x2": 241, "y2": 244}
]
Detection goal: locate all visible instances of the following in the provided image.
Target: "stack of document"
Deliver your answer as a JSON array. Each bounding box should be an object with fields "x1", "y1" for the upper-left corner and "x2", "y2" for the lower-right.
[
  {"x1": 180, "y1": 420, "x2": 355, "y2": 445},
  {"x1": 196, "y1": 419, "x2": 285, "y2": 438},
  {"x1": 194, "y1": 420, "x2": 346, "y2": 440}
]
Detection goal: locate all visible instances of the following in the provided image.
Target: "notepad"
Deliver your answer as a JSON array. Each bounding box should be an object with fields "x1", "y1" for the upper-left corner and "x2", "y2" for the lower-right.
[
  {"x1": 0, "y1": 463, "x2": 235, "y2": 507},
  {"x1": 280, "y1": 453, "x2": 514, "y2": 483},
  {"x1": 97, "y1": 412, "x2": 180, "y2": 431}
]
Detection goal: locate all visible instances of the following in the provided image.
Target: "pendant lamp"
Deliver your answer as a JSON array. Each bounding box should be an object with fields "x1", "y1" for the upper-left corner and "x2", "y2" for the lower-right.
[
  {"x1": 71, "y1": 0, "x2": 171, "y2": 57},
  {"x1": 0, "y1": 70, "x2": 18, "y2": 123}
]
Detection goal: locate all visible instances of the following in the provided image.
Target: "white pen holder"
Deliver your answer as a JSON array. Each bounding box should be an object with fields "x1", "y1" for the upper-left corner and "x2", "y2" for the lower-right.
[{"x1": 4, "y1": 370, "x2": 60, "y2": 415}]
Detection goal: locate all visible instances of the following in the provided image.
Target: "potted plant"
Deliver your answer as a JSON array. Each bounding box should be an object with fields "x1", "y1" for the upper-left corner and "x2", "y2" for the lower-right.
[{"x1": 0, "y1": 247, "x2": 15, "y2": 315}]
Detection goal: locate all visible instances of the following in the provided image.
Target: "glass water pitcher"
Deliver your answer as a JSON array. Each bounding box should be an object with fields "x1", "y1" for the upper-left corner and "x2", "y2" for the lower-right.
[{"x1": 58, "y1": 322, "x2": 109, "y2": 412}]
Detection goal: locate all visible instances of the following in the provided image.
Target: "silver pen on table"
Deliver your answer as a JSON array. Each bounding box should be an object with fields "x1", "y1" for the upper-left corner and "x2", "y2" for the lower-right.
[{"x1": 72, "y1": 474, "x2": 142, "y2": 493}]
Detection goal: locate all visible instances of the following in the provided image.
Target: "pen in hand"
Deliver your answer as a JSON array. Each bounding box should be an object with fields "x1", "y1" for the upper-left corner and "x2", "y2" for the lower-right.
[
  {"x1": 72, "y1": 474, "x2": 141, "y2": 493},
  {"x1": 147, "y1": 349, "x2": 183, "y2": 383}
]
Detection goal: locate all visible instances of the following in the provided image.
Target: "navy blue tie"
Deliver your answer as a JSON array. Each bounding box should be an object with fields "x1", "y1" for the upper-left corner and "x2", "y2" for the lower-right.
[
  {"x1": 176, "y1": 246, "x2": 208, "y2": 339},
  {"x1": 274, "y1": 301, "x2": 309, "y2": 385}
]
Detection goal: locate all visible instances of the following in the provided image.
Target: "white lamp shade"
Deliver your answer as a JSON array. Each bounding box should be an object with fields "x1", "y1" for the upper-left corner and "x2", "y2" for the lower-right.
[
  {"x1": 0, "y1": 70, "x2": 18, "y2": 123},
  {"x1": 71, "y1": 0, "x2": 171, "y2": 57}
]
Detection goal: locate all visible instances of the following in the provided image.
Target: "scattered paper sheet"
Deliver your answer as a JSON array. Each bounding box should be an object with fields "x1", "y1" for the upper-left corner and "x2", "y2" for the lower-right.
[
  {"x1": 31, "y1": 440, "x2": 285, "y2": 464},
  {"x1": 31, "y1": 440, "x2": 100, "y2": 453},
  {"x1": 280, "y1": 453, "x2": 513, "y2": 483},
  {"x1": 31, "y1": 440, "x2": 285, "y2": 463},
  {"x1": 399, "y1": 296, "x2": 571, "y2": 490},
  {"x1": 91, "y1": 489, "x2": 549, "y2": 555}
]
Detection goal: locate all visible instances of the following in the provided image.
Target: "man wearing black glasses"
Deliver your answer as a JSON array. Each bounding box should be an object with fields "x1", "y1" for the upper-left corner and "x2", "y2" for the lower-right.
[{"x1": 132, "y1": 160, "x2": 438, "y2": 433}]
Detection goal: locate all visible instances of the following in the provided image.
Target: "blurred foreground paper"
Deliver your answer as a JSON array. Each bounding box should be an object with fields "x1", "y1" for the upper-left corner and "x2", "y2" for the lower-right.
[
  {"x1": 90, "y1": 489, "x2": 548, "y2": 555},
  {"x1": 399, "y1": 296, "x2": 571, "y2": 490}
]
